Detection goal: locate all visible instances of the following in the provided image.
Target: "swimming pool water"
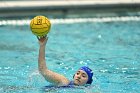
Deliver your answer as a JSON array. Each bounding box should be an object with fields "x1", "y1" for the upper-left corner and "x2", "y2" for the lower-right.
[{"x1": 0, "y1": 19, "x2": 140, "y2": 93}]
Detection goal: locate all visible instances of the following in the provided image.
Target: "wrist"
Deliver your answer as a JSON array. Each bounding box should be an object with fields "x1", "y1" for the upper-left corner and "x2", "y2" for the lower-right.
[{"x1": 40, "y1": 44, "x2": 46, "y2": 47}]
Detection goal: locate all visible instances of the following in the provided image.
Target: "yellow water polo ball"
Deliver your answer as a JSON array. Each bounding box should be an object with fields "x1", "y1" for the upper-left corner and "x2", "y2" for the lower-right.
[{"x1": 30, "y1": 15, "x2": 51, "y2": 37}]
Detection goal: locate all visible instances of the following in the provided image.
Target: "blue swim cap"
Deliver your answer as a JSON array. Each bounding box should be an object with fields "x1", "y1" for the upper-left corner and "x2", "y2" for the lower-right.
[{"x1": 80, "y1": 66, "x2": 93, "y2": 84}]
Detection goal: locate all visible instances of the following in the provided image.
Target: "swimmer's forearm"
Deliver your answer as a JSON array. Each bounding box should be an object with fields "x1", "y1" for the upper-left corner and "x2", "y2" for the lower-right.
[{"x1": 38, "y1": 45, "x2": 47, "y2": 72}]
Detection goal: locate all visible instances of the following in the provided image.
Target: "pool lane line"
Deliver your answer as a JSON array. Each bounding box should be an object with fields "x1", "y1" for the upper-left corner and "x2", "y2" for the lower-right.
[{"x1": 0, "y1": 16, "x2": 140, "y2": 26}]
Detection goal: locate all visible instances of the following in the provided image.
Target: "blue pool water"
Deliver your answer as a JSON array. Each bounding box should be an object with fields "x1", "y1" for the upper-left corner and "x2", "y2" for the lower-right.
[{"x1": 0, "y1": 18, "x2": 140, "y2": 93}]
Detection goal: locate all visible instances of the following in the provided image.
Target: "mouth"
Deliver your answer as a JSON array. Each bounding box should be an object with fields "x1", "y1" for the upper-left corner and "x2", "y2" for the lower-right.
[{"x1": 76, "y1": 79, "x2": 80, "y2": 83}]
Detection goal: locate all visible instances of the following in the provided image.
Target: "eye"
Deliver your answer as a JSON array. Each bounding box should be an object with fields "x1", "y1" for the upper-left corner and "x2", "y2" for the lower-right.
[
  {"x1": 82, "y1": 74, "x2": 87, "y2": 78},
  {"x1": 76, "y1": 71, "x2": 80, "y2": 75}
]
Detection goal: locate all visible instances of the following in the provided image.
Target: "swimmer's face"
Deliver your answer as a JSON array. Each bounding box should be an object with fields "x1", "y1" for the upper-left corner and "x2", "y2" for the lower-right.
[{"x1": 73, "y1": 70, "x2": 88, "y2": 86}]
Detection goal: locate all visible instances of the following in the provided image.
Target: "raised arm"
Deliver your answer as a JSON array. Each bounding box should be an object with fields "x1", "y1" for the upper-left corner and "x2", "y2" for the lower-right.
[{"x1": 38, "y1": 36, "x2": 69, "y2": 86}]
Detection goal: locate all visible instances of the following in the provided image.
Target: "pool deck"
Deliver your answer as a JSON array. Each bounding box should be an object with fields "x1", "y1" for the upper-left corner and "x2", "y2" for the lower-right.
[
  {"x1": 0, "y1": 0, "x2": 140, "y2": 18},
  {"x1": 1, "y1": 0, "x2": 140, "y2": 9}
]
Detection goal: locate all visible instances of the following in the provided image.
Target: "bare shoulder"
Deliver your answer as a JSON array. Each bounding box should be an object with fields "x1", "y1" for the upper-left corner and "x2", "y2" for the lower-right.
[{"x1": 59, "y1": 75, "x2": 70, "y2": 86}]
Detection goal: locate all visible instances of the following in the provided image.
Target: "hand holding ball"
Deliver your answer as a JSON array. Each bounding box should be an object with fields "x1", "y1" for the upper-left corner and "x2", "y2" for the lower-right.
[{"x1": 30, "y1": 16, "x2": 51, "y2": 37}]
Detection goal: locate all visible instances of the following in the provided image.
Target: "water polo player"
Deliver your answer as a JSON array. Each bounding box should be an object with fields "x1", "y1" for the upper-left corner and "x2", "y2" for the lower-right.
[{"x1": 37, "y1": 36, "x2": 93, "y2": 86}]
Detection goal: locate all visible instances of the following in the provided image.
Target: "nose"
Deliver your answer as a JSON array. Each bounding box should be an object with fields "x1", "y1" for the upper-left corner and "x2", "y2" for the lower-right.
[
  {"x1": 77, "y1": 74, "x2": 81, "y2": 79},
  {"x1": 77, "y1": 76, "x2": 81, "y2": 79}
]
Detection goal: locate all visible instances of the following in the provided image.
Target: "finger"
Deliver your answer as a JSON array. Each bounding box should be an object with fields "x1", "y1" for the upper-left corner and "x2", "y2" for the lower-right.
[
  {"x1": 43, "y1": 35, "x2": 47, "y2": 38},
  {"x1": 46, "y1": 36, "x2": 48, "y2": 40},
  {"x1": 37, "y1": 36, "x2": 40, "y2": 40}
]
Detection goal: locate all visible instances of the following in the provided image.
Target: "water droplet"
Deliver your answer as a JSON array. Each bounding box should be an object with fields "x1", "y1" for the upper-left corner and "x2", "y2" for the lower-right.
[{"x1": 98, "y1": 35, "x2": 102, "y2": 39}]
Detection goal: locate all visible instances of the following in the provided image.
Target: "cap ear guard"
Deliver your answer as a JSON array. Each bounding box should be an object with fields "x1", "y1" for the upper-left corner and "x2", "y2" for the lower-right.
[
  {"x1": 73, "y1": 74, "x2": 75, "y2": 78},
  {"x1": 86, "y1": 78, "x2": 93, "y2": 84}
]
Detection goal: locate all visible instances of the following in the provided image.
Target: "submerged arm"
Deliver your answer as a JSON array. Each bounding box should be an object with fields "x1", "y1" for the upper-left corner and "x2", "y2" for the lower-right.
[{"x1": 38, "y1": 36, "x2": 69, "y2": 85}]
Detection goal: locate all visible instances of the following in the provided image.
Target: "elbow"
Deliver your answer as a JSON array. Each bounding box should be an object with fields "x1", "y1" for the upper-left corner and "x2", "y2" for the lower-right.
[
  {"x1": 38, "y1": 66, "x2": 45, "y2": 72},
  {"x1": 38, "y1": 67, "x2": 47, "y2": 76}
]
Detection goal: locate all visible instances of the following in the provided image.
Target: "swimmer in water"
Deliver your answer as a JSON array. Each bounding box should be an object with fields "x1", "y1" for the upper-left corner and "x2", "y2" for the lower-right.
[{"x1": 37, "y1": 36, "x2": 93, "y2": 86}]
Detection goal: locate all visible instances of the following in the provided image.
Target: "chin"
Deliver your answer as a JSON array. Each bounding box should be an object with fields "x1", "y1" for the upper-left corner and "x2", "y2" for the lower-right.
[
  {"x1": 74, "y1": 81, "x2": 80, "y2": 85},
  {"x1": 74, "y1": 82, "x2": 84, "y2": 86}
]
